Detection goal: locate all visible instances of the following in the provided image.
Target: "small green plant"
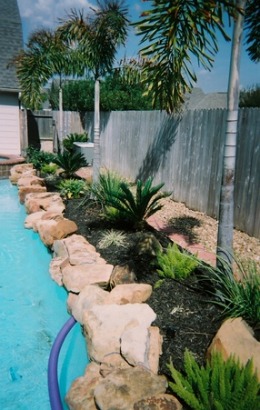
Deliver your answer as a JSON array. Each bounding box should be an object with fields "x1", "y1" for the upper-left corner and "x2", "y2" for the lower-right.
[
  {"x1": 40, "y1": 162, "x2": 59, "y2": 175},
  {"x1": 167, "y1": 350, "x2": 260, "y2": 410},
  {"x1": 91, "y1": 170, "x2": 125, "y2": 205},
  {"x1": 98, "y1": 229, "x2": 128, "y2": 249},
  {"x1": 25, "y1": 146, "x2": 57, "y2": 170},
  {"x1": 202, "y1": 257, "x2": 260, "y2": 330},
  {"x1": 63, "y1": 132, "x2": 89, "y2": 153},
  {"x1": 58, "y1": 179, "x2": 89, "y2": 199},
  {"x1": 53, "y1": 151, "x2": 87, "y2": 178},
  {"x1": 156, "y1": 243, "x2": 199, "y2": 280}
]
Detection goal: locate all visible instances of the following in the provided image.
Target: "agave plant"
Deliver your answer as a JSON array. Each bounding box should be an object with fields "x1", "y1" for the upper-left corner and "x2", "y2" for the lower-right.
[{"x1": 53, "y1": 150, "x2": 87, "y2": 178}]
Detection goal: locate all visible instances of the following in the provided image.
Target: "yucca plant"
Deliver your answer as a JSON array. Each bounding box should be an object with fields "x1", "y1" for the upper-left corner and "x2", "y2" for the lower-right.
[
  {"x1": 98, "y1": 229, "x2": 128, "y2": 249},
  {"x1": 104, "y1": 176, "x2": 170, "y2": 229},
  {"x1": 156, "y1": 243, "x2": 199, "y2": 280},
  {"x1": 168, "y1": 350, "x2": 260, "y2": 410},
  {"x1": 53, "y1": 151, "x2": 87, "y2": 178},
  {"x1": 201, "y1": 257, "x2": 260, "y2": 330}
]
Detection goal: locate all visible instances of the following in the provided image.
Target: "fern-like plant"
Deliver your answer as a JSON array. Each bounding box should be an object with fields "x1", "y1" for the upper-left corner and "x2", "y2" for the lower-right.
[
  {"x1": 156, "y1": 243, "x2": 199, "y2": 280},
  {"x1": 53, "y1": 151, "x2": 87, "y2": 178},
  {"x1": 167, "y1": 350, "x2": 260, "y2": 410}
]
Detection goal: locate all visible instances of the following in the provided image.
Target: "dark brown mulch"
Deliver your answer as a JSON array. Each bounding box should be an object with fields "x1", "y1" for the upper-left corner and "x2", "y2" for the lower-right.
[{"x1": 64, "y1": 198, "x2": 223, "y2": 381}]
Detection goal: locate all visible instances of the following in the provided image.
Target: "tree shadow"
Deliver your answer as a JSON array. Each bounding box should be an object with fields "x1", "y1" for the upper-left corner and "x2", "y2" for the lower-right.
[
  {"x1": 136, "y1": 113, "x2": 181, "y2": 182},
  {"x1": 168, "y1": 215, "x2": 202, "y2": 244}
]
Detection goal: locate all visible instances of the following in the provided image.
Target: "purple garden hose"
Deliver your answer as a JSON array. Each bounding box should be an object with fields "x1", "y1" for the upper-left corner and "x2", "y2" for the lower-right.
[{"x1": 48, "y1": 315, "x2": 77, "y2": 410}]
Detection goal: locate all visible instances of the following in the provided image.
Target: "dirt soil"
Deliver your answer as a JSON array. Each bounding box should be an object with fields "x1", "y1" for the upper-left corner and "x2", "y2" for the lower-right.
[{"x1": 64, "y1": 194, "x2": 259, "y2": 385}]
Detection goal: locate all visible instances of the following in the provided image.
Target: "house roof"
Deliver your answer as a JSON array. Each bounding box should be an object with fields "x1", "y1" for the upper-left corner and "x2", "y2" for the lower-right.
[
  {"x1": 0, "y1": 0, "x2": 23, "y2": 92},
  {"x1": 185, "y1": 87, "x2": 227, "y2": 109}
]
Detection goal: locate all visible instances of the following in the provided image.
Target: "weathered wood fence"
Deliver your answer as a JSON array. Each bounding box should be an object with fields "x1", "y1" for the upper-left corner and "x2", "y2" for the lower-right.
[{"x1": 26, "y1": 108, "x2": 260, "y2": 238}]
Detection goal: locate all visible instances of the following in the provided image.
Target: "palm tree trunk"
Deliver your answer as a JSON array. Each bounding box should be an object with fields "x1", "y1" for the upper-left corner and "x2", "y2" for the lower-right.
[
  {"x1": 217, "y1": 0, "x2": 246, "y2": 267},
  {"x1": 93, "y1": 78, "x2": 100, "y2": 183},
  {"x1": 59, "y1": 86, "x2": 63, "y2": 153}
]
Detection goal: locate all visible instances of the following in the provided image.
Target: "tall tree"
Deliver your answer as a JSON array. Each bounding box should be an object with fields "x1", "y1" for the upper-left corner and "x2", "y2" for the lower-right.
[
  {"x1": 134, "y1": 0, "x2": 259, "y2": 267},
  {"x1": 58, "y1": 0, "x2": 129, "y2": 182},
  {"x1": 15, "y1": 28, "x2": 77, "y2": 149}
]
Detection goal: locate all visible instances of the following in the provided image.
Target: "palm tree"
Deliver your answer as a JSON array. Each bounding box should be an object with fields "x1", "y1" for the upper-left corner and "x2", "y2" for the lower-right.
[
  {"x1": 15, "y1": 28, "x2": 77, "y2": 149},
  {"x1": 58, "y1": 0, "x2": 129, "y2": 182},
  {"x1": 134, "y1": 0, "x2": 259, "y2": 267}
]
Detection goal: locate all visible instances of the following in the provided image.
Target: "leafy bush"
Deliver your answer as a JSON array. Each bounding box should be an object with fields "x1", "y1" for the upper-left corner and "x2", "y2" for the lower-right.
[
  {"x1": 168, "y1": 350, "x2": 260, "y2": 410},
  {"x1": 40, "y1": 163, "x2": 59, "y2": 175},
  {"x1": 58, "y1": 179, "x2": 89, "y2": 199},
  {"x1": 98, "y1": 229, "x2": 128, "y2": 249},
  {"x1": 25, "y1": 146, "x2": 57, "y2": 170},
  {"x1": 63, "y1": 132, "x2": 89, "y2": 153},
  {"x1": 91, "y1": 170, "x2": 125, "y2": 209},
  {"x1": 202, "y1": 258, "x2": 260, "y2": 330},
  {"x1": 53, "y1": 151, "x2": 87, "y2": 178},
  {"x1": 156, "y1": 243, "x2": 199, "y2": 280}
]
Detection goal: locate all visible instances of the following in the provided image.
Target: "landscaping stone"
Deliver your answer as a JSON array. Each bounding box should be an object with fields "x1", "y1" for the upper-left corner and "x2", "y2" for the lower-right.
[
  {"x1": 62, "y1": 263, "x2": 113, "y2": 293},
  {"x1": 36, "y1": 218, "x2": 78, "y2": 247},
  {"x1": 106, "y1": 283, "x2": 152, "y2": 304},
  {"x1": 82, "y1": 303, "x2": 156, "y2": 363},
  {"x1": 9, "y1": 163, "x2": 36, "y2": 184},
  {"x1": 24, "y1": 210, "x2": 46, "y2": 230},
  {"x1": 109, "y1": 264, "x2": 137, "y2": 288},
  {"x1": 93, "y1": 366, "x2": 168, "y2": 410},
  {"x1": 133, "y1": 393, "x2": 183, "y2": 410},
  {"x1": 66, "y1": 362, "x2": 102, "y2": 410},
  {"x1": 24, "y1": 192, "x2": 65, "y2": 214},
  {"x1": 207, "y1": 317, "x2": 260, "y2": 379},
  {"x1": 99, "y1": 353, "x2": 132, "y2": 378}
]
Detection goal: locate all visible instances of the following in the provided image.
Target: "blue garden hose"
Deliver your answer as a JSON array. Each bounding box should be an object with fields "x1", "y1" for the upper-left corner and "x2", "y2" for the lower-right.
[{"x1": 48, "y1": 316, "x2": 77, "y2": 410}]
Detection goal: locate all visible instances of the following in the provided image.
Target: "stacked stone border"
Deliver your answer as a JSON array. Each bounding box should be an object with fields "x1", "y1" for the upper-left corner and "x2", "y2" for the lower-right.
[{"x1": 8, "y1": 163, "x2": 260, "y2": 410}]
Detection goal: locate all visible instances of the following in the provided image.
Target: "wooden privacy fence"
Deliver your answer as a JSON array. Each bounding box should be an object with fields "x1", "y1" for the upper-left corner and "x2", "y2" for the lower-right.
[
  {"x1": 91, "y1": 108, "x2": 260, "y2": 239},
  {"x1": 26, "y1": 108, "x2": 260, "y2": 239}
]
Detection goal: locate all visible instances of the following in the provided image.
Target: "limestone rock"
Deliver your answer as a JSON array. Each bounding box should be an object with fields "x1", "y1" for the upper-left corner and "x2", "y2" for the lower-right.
[
  {"x1": 94, "y1": 366, "x2": 167, "y2": 410},
  {"x1": 66, "y1": 362, "x2": 102, "y2": 410},
  {"x1": 68, "y1": 285, "x2": 109, "y2": 323},
  {"x1": 134, "y1": 394, "x2": 183, "y2": 410},
  {"x1": 82, "y1": 303, "x2": 156, "y2": 363},
  {"x1": 24, "y1": 192, "x2": 65, "y2": 214},
  {"x1": 18, "y1": 176, "x2": 47, "y2": 203},
  {"x1": 24, "y1": 210, "x2": 46, "y2": 231},
  {"x1": 62, "y1": 263, "x2": 113, "y2": 293},
  {"x1": 99, "y1": 353, "x2": 132, "y2": 378},
  {"x1": 37, "y1": 218, "x2": 78, "y2": 247},
  {"x1": 207, "y1": 317, "x2": 260, "y2": 379},
  {"x1": 109, "y1": 264, "x2": 136, "y2": 289},
  {"x1": 9, "y1": 163, "x2": 36, "y2": 184},
  {"x1": 106, "y1": 283, "x2": 152, "y2": 304},
  {"x1": 120, "y1": 325, "x2": 162, "y2": 373}
]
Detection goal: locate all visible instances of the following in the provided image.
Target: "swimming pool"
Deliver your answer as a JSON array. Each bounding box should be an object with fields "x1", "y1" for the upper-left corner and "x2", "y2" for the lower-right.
[{"x1": 0, "y1": 179, "x2": 89, "y2": 409}]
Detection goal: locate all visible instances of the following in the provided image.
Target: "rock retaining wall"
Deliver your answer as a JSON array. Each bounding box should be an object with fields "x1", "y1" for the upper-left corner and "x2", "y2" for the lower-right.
[{"x1": 8, "y1": 163, "x2": 260, "y2": 409}]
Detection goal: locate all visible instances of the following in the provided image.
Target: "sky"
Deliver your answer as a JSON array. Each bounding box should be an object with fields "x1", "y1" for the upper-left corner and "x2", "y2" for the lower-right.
[{"x1": 17, "y1": 0, "x2": 259, "y2": 94}]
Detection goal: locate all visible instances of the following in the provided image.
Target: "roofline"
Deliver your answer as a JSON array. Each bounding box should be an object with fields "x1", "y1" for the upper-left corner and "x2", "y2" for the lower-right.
[{"x1": 0, "y1": 88, "x2": 20, "y2": 93}]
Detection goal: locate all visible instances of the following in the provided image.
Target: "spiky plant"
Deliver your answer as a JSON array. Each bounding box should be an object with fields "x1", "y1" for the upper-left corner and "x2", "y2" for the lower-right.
[
  {"x1": 53, "y1": 151, "x2": 87, "y2": 178},
  {"x1": 168, "y1": 350, "x2": 260, "y2": 410},
  {"x1": 98, "y1": 229, "x2": 128, "y2": 249}
]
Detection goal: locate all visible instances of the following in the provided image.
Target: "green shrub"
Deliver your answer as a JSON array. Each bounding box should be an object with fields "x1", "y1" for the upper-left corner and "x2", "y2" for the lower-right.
[
  {"x1": 202, "y1": 258, "x2": 260, "y2": 330},
  {"x1": 25, "y1": 146, "x2": 57, "y2": 170},
  {"x1": 91, "y1": 170, "x2": 125, "y2": 206},
  {"x1": 40, "y1": 163, "x2": 59, "y2": 175},
  {"x1": 98, "y1": 229, "x2": 128, "y2": 249},
  {"x1": 156, "y1": 243, "x2": 199, "y2": 280},
  {"x1": 168, "y1": 350, "x2": 260, "y2": 410},
  {"x1": 53, "y1": 151, "x2": 87, "y2": 178},
  {"x1": 63, "y1": 132, "x2": 89, "y2": 153},
  {"x1": 58, "y1": 179, "x2": 89, "y2": 199}
]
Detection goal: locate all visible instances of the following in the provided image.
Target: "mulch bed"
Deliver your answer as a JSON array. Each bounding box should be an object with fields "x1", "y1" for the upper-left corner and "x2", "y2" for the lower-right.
[{"x1": 64, "y1": 198, "x2": 223, "y2": 381}]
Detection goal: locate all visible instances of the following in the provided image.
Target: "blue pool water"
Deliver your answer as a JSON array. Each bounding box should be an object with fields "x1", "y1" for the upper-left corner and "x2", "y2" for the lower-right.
[{"x1": 0, "y1": 180, "x2": 89, "y2": 409}]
